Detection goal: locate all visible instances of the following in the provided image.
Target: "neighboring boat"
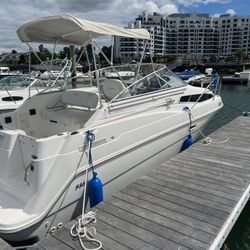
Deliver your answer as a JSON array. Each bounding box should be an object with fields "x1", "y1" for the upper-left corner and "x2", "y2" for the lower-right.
[
  {"x1": 104, "y1": 70, "x2": 135, "y2": 80},
  {"x1": 187, "y1": 68, "x2": 216, "y2": 88},
  {"x1": 40, "y1": 70, "x2": 62, "y2": 80},
  {"x1": 239, "y1": 69, "x2": 250, "y2": 80},
  {"x1": 0, "y1": 15, "x2": 223, "y2": 244},
  {"x1": 175, "y1": 69, "x2": 204, "y2": 81},
  {"x1": 0, "y1": 75, "x2": 48, "y2": 112},
  {"x1": 175, "y1": 68, "x2": 221, "y2": 88},
  {"x1": 0, "y1": 66, "x2": 22, "y2": 79}
]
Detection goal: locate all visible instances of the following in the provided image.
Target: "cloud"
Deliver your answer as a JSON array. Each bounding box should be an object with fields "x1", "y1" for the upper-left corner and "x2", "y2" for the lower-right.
[
  {"x1": 0, "y1": 0, "x2": 236, "y2": 52},
  {"x1": 212, "y1": 13, "x2": 221, "y2": 18},
  {"x1": 121, "y1": 1, "x2": 178, "y2": 16},
  {"x1": 211, "y1": 8, "x2": 236, "y2": 18},
  {"x1": 175, "y1": 0, "x2": 229, "y2": 7},
  {"x1": 226, "y1": 8, "x2": 236, "y2": 16},
  {"x1": 160, "y1": 4, "x2": 179, "y2": 15}
]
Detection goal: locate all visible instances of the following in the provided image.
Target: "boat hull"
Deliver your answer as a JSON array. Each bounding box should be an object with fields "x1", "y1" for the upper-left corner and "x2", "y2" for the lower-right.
[{"x1": 0, "y1": 109, "x2": 215, "y2": 243}]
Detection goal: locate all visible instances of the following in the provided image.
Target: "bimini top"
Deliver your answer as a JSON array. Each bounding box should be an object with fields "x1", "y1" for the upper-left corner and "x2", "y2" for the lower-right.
[{"x1": 16, "y1": 14, "x2": 150, "y2": 45}]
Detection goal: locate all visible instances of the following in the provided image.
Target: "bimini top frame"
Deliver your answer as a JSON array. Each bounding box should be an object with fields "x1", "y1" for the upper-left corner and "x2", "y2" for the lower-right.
[
  {"x1": 16, "y1": 14, "x2": 150, "y2": 45},
  {"x1": 16, "y1": 15, "x2": 150, "y2": 107}
]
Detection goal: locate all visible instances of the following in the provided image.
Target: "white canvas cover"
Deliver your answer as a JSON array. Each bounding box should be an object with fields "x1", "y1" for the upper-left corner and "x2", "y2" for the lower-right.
[{"x1": 16, "y1": 15, "x2": 150, "y2": 45}]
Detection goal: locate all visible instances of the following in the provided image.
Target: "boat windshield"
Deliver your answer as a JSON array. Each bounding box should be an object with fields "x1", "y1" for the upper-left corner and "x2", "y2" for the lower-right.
[
  {"x1": 0, "y1": 75, "x2": 47, "y2": 89},
  {"x1": 99, "y1": 64, "x2": 186, "y2": 102}
]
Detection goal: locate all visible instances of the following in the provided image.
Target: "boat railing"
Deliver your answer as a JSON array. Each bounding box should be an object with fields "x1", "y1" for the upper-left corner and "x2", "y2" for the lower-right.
[
  {"x1": 191, "y1": 74, "x2": 221, "y2": 109},
  {"x1": 50, "y1": 60, "x2": 72, "y2": 87},
  {"x1": 37, "y1": 60, "x2": 72, "y2": 95},
  {"x1": 210, "y1": 74, "x2": 221, "y2": 97},
  {"x1": 166, "y1": 59, "x2": 183, "y2": 71},
  {"x1": 3, "y1": 87, "x2": 17, "y2": 104},
  {"x1": 108, "y1": 65, "x2": 183, "y2": 105}
]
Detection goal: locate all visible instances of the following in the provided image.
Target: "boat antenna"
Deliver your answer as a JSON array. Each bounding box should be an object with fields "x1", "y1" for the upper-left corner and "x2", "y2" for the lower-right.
[
  {"x1": 93, "y1": 40, "x2": 127, "y2": 87},
  {"x1": 110, "y1": 35, "x2": 114, "y2": 65},
  {"x1": 26, "y1": 42, "x2": 54, "y2": 79},
  {"x1": 94, "y1": 41, "x2": 112, "y2": 65},
  {"x1": 91, "y1": 39, "x2": 102, "y2": 108},
  {"x1": 85, "y1": 46, "x2": 93, "y2": 86},
  {"x1": 28, "y1": 48, "x2": 31, "y2": 77},
  {"x1": 28, "y1": 47, "x2": 31, "y2": 98},
  {"x1": 135, "y1": 40, "x2": 148, "y2": 81},
  {"x1": 76, "y1": 46, "x2": 85, "y2": 65},
  {"x1": 70, "y1": 45, "x2": 77, "y2": 88},
  {"x1": 49, "y1": 40, "x2": 58, "y2": 72},
  {"x1": 149, "y1": 49, "x2": 162, "y2": 87}
]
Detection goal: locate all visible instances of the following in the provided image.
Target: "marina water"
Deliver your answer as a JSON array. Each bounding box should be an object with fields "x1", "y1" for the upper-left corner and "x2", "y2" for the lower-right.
[{"x1": 203, "y1": 83, "x2": 250, "y2": 249}]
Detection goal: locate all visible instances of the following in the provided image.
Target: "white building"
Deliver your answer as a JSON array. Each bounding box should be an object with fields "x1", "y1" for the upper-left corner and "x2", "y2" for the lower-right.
[{"x1": 115, "y1": 12, "x2": 250, "y2": 62}]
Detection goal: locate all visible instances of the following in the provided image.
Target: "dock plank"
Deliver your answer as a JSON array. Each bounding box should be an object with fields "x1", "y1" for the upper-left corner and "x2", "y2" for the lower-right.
[
  {"x1": 101, "y1": 198, "x2": 214, "y2": 245},
  {"x1": 97, "y1": 205, "x2": 188, "y2": 250},
  {"x1": 28, "y1": 245, "x2": 46, "y2": 250},
  {"x1": 152, "y1": 168, "x2": 243, "y2": 195},
  {"x1": 0, "y1": 238, "x2": 14, "y2": 250},
  {"x1": 157, "y1": 164, "x2": 245, "y2": 190},
  {"x1": 63, "y1": 220, "x2": 131, "y2": 250},
  {"x1": 138, "y1": 173, "x2": 236, "y2": 207},
  {"x1": 173, "y1": 155, "x2": 250, "y2": 179},
  {"x1": 31, "y1": 236, "x2": 73, "y2": 250},
  {"x1": 98, "y1": 202, "x2": 202, "y2": 250},
  {"x1": 118, "y1": 186, "x2": 224, "y2": 227},
  {"x1": 94, "y1": 220, "x2": 161, "y2": 250},
  {"x1": 138, "y1": 175, "x2": 234, "y2": 213},
  {"x1": 161, "y1": 161, "x2": 246, "y2": 185},
  {"x1": 112, "y1": 191, "x2": 219, "y2": 235},
  {"x1": 128, "y1": 180, "x2": 230, "y2": 219}
]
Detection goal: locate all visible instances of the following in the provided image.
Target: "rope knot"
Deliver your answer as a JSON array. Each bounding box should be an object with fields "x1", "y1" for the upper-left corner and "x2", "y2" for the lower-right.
[
  {"x1": 70, "y1": 211, "x2": 102, "y2": 250},
  {"x1": 86, "y1": 130, "x2": 95, "y2": 142},
  {"x1": 183, "y1": 106, "x2": 191, "y2": 113},
  {"x1": 85, "y1": 130, "x2": 95, "y2": 168}
]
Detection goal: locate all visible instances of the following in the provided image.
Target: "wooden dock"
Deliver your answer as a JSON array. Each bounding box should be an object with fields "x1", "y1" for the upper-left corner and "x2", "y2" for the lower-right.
[
  {"x1": 222, "y1": 75, "x2": 247, "y2": 84},
  {"x1": 0, "y1": 238, "x2": 13, "y2": 250},
  {"x1": 2, "y1": 116, "x2": 250, "y2": 249}
]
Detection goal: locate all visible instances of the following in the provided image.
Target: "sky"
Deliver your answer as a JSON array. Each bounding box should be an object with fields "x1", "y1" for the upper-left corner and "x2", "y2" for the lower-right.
[{"x1": 0, "y1": 0, "x2": 249, "y2": 53}]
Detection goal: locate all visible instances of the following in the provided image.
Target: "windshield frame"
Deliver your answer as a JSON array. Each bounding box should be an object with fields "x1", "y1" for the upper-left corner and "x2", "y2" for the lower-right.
[{"x1": 106, "y1": 64, "x2": 187, "y2": 104}]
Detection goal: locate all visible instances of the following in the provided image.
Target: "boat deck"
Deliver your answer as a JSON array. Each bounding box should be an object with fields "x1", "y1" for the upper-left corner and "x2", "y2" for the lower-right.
[{"x1": 2, "y1": 116, "x2": 250, "y2": 250}]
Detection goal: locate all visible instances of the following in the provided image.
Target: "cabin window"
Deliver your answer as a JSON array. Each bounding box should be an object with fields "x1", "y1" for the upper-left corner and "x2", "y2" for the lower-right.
[
  {"x1": 180, "y1": 94, "x2": 213, "y2": 102},
  {"x1": 2, "y1": 96, "x2": 23, "y2": 101}
]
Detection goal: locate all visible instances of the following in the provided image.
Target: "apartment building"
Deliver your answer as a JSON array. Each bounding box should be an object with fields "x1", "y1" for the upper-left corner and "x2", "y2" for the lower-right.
[{"x1": 115, "y1": 12, "x2": 250, "y2": 62}]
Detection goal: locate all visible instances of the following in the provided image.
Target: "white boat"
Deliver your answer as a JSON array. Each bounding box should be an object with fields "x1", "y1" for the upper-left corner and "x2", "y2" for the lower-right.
[
  {"x1": 104, "y1": 70, "x2": 135, "y2": 80},
  {"x1": 0, "y1": 66, "x2": 22, "y2": 79},
  {"x1": 239, "y1": 70, "x2": 250, "y2": 80},
  {"x1": 40, "y1": 70, "x2": 62, "y2": 80},
  {"x1": 0, "y1": 15, "x2": 223, "y2": 244},
  {"x1": 187, "y1": 68, "x2": 216, "y2": 88},
  {"x1": 0, "y1": 75, "x2": 48, "y2": 112}
]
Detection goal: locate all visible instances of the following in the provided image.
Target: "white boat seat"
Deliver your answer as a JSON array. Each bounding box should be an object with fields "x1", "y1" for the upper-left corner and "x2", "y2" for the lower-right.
[
  {"x1": 61, "y1": 88, "x2": 98, "y2": 109},
  {"x1": 101, "y1": 79, "x2": 131, "y2": 101},
  {"x1": 43, "y1": 88, "x2": 98, "y2": 126},
  {"x1": 45, "y1": 107, "x2": 95, "y2": 126}
]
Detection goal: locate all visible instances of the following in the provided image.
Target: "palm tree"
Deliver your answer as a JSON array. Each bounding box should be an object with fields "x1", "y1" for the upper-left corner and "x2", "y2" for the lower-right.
[{"x1": 235, "y1": 48, "x2": 245, "y2": 62}]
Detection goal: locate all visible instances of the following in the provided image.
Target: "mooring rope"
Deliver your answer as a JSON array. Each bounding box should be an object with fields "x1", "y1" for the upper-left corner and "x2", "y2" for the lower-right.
[
  {"x1": 70, "y1": 130, "x2": 102, "y2": 250},
  {"x1": 188, "y1": 111, "x2": 229, "y2": 145}
]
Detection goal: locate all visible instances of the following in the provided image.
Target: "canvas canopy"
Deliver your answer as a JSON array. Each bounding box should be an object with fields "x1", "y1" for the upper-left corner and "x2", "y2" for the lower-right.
[{"x1": 16, "y1": 15, "x2": 150, "y2": 45}]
